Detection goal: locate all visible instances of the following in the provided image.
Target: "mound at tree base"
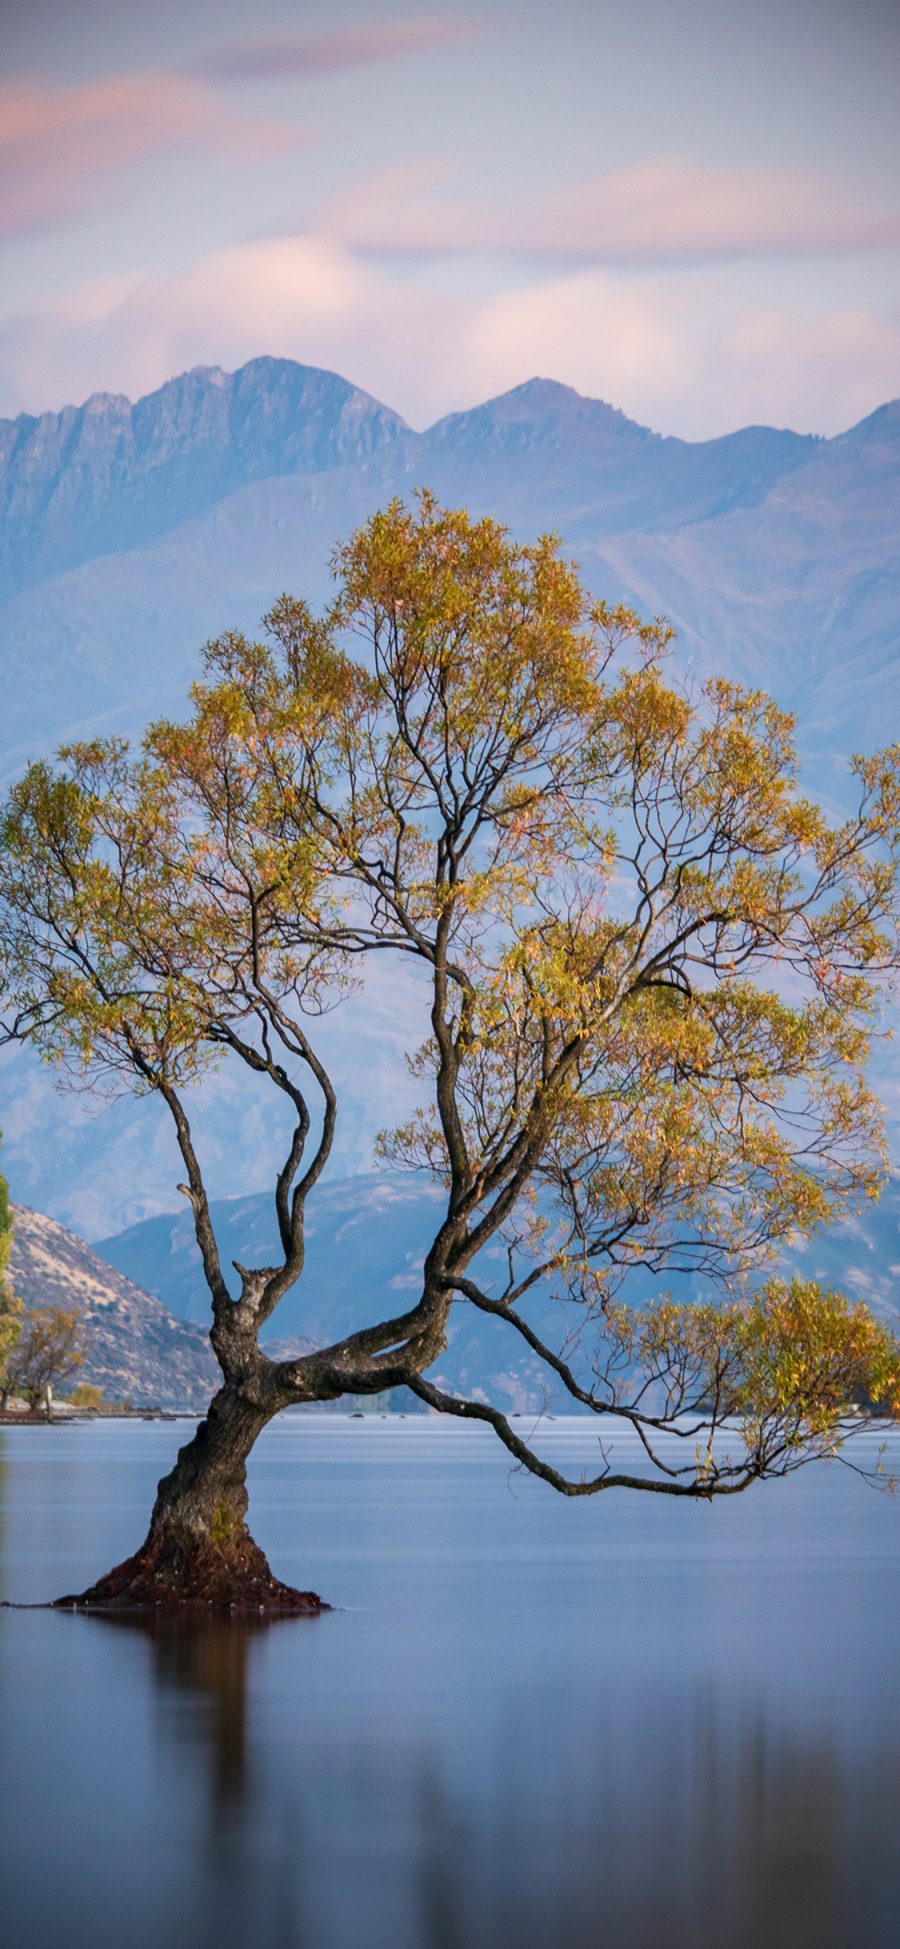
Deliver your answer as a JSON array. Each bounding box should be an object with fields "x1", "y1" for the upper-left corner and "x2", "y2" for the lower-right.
[{"x1": 52, "y1": 1527, "x2": 327, "y2": 1613}]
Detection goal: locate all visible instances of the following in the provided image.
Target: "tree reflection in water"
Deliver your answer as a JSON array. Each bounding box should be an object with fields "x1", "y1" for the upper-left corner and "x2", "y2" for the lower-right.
[
  {"x1": 82, "y1": 1610, "x2": 319, "y2": 1948},
  {"x1": 71, "y1": 1612, "x2": 900, "y2": 1949},
  {"x1": 90, "y1": 1611, "x2": 304, "y2": 1810}
]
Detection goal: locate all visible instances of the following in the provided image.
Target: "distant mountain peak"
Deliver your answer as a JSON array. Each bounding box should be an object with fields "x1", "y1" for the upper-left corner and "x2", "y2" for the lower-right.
[
  {"x1": 80, "y1": 389, "x2": 132, "y2": 417},
  {"x1": 0, "y1": 357, "x2": 411, "y2": 604},
  {"x1": 504, "y1": 376, "x2": 585, "y2": 402},
  {"x1": 185, "y1": 362, "x2": 227, "y2": 383},
  {"x1": 4, "y1": 356, "x2": 406, "y2": 434},
  {"x1": 426, "y1": 374, "x2": 654, "y2": 455},
  {"x1": 498, "y1": 375, "x2": 632, "y2": 418}
]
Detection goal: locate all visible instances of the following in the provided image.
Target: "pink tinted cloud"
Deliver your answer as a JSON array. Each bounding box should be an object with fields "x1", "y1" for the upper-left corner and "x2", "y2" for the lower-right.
[
  {"x1": 193, "y1": 13, "x2": 486, "y2": 82},
  {"x1": 558, "y1": 161, "x2": 900, "y2": 261},
  {"x1": 0, "y1": 72, "x2": 303, "y2": 242},
  {"x1": 326, "y1": 157, "x2": 900, "y2": 262}
]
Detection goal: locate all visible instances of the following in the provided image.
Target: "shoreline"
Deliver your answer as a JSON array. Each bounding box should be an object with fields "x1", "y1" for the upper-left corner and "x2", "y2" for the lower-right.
[{"x1": 0, "y1": 1408, "x2": 198, "y2": 1426}]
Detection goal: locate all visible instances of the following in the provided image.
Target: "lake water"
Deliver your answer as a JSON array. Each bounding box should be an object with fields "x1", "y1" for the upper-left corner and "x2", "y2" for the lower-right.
[{"x1": 1, "y1": 1415, "x2": 899, "y2": 1949}]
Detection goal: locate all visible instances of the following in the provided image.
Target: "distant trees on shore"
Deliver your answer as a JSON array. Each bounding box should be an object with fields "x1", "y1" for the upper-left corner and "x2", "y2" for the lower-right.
[
  {"x1": 0, "y1": 1133, "x2": 24, "y2": 1408},
  {"x1": 6, "y1": 1303, "x2": 85, "y2": 1413},
  {"x1": 0, "y1": 1135, "x2": 86, "y2": 1414}
]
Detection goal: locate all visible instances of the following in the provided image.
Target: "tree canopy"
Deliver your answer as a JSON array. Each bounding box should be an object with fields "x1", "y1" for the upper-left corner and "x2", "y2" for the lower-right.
[
  {"x1": 7, "y1": 1303, "x2": 84, "y2": 1412},
  {"x1": 1, "y1": 496, "x2": 899, "y2": 1603}
]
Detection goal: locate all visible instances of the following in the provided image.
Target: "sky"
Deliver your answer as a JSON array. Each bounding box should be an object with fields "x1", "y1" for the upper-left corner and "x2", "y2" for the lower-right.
[{"x1": 1, "y1": 0, "x2": 899, "y2": 437}]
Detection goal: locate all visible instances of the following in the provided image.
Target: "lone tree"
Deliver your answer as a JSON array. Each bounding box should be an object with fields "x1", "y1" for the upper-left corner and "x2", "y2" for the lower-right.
[
  {"x1": 1, "y1": 496, "x2": 899, "y2": 1611},
  {"x1": 7, "y1": 1304, "x2": 84, "y2": 1415}
]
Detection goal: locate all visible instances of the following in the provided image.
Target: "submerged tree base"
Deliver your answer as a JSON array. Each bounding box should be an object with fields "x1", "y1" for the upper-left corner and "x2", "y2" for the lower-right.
[{"x1": 52, "y1": 1526, "x2": 326, "y2": 1614}]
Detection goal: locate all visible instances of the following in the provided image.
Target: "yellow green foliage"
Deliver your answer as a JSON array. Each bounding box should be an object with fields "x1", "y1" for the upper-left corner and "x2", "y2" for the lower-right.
[
  {"x1": 65, "y1": 1382, "x2": 107, "y2": 1410},
  {"x1": 8, "y1": 1304, "x2": 84, "y2": 1409},
  {"x1": 605, "y1": 1280, "x2": 900, "y2": 1479}
]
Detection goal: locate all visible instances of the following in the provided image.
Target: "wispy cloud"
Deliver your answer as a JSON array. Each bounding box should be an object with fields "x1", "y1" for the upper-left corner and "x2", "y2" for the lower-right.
[
  {"x1": 324, "y1": 157, "x2": 900, "y2": 263},
  {"x1": 192, "y1": 13, "x2": 486, "y2": 83},
  {"x1": 0, "y1": 72, "x2": 304, "y2": 243}
]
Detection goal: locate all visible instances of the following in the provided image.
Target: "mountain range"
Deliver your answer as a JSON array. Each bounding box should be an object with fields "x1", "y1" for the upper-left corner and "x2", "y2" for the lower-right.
[
  {"x1": 2, "y1": 357, "x2": 898, "y2": 795},
  {"x1": 3, "y1": 1158, "x2": 895, "y2": 1419},
  {"x1": 0, "y1": 354, "x2": 898, "y2": 1242},
  {"x1": 95, "y1": 1171, "x2": 900, "y2": 1416}
]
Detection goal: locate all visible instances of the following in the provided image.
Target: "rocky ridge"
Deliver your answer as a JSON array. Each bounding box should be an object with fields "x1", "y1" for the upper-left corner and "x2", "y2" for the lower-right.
[
  {"x1": 0, "y1": 358, "x2": 410, "y2": 604},
  {"x1": 8, "y1": 1204, "x2": 217, "y2": 1408}
]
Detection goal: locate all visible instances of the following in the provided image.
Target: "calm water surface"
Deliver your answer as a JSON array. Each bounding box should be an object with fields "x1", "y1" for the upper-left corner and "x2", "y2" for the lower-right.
[{"x1": 1, "y1": 1415, "x2": 899, "y2": 1949}]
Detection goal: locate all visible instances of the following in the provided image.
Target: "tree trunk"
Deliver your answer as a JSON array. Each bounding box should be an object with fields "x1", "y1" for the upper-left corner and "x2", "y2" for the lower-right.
[{"x1": 54, "y1": 1383, "x2": 325, "y2": 1613}]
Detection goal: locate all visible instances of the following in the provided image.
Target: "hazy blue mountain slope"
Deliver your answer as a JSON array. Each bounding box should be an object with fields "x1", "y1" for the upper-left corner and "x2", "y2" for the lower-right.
[
  {"x1": 0, "y1": 372, "x2": 880, "y2": 793},
  {"x1": 100, "y1": 1176, "x2": 443, "y2": 1331},
  {"x1": 0, "y1": 946, "x2": 429, "y2": 1239},
  {"x1": 97, "y1": 1174, "x2": 900, "y2": 1414},
  {"x1": 591, "y1": 401, "x2": 900, "y2": 770},
  {"x1": 0, "y1": 454, "x2": 420, "y2": 785},
  {"x1": 99, "y1": 1174, "x2": 573, "y2": 1412}
]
